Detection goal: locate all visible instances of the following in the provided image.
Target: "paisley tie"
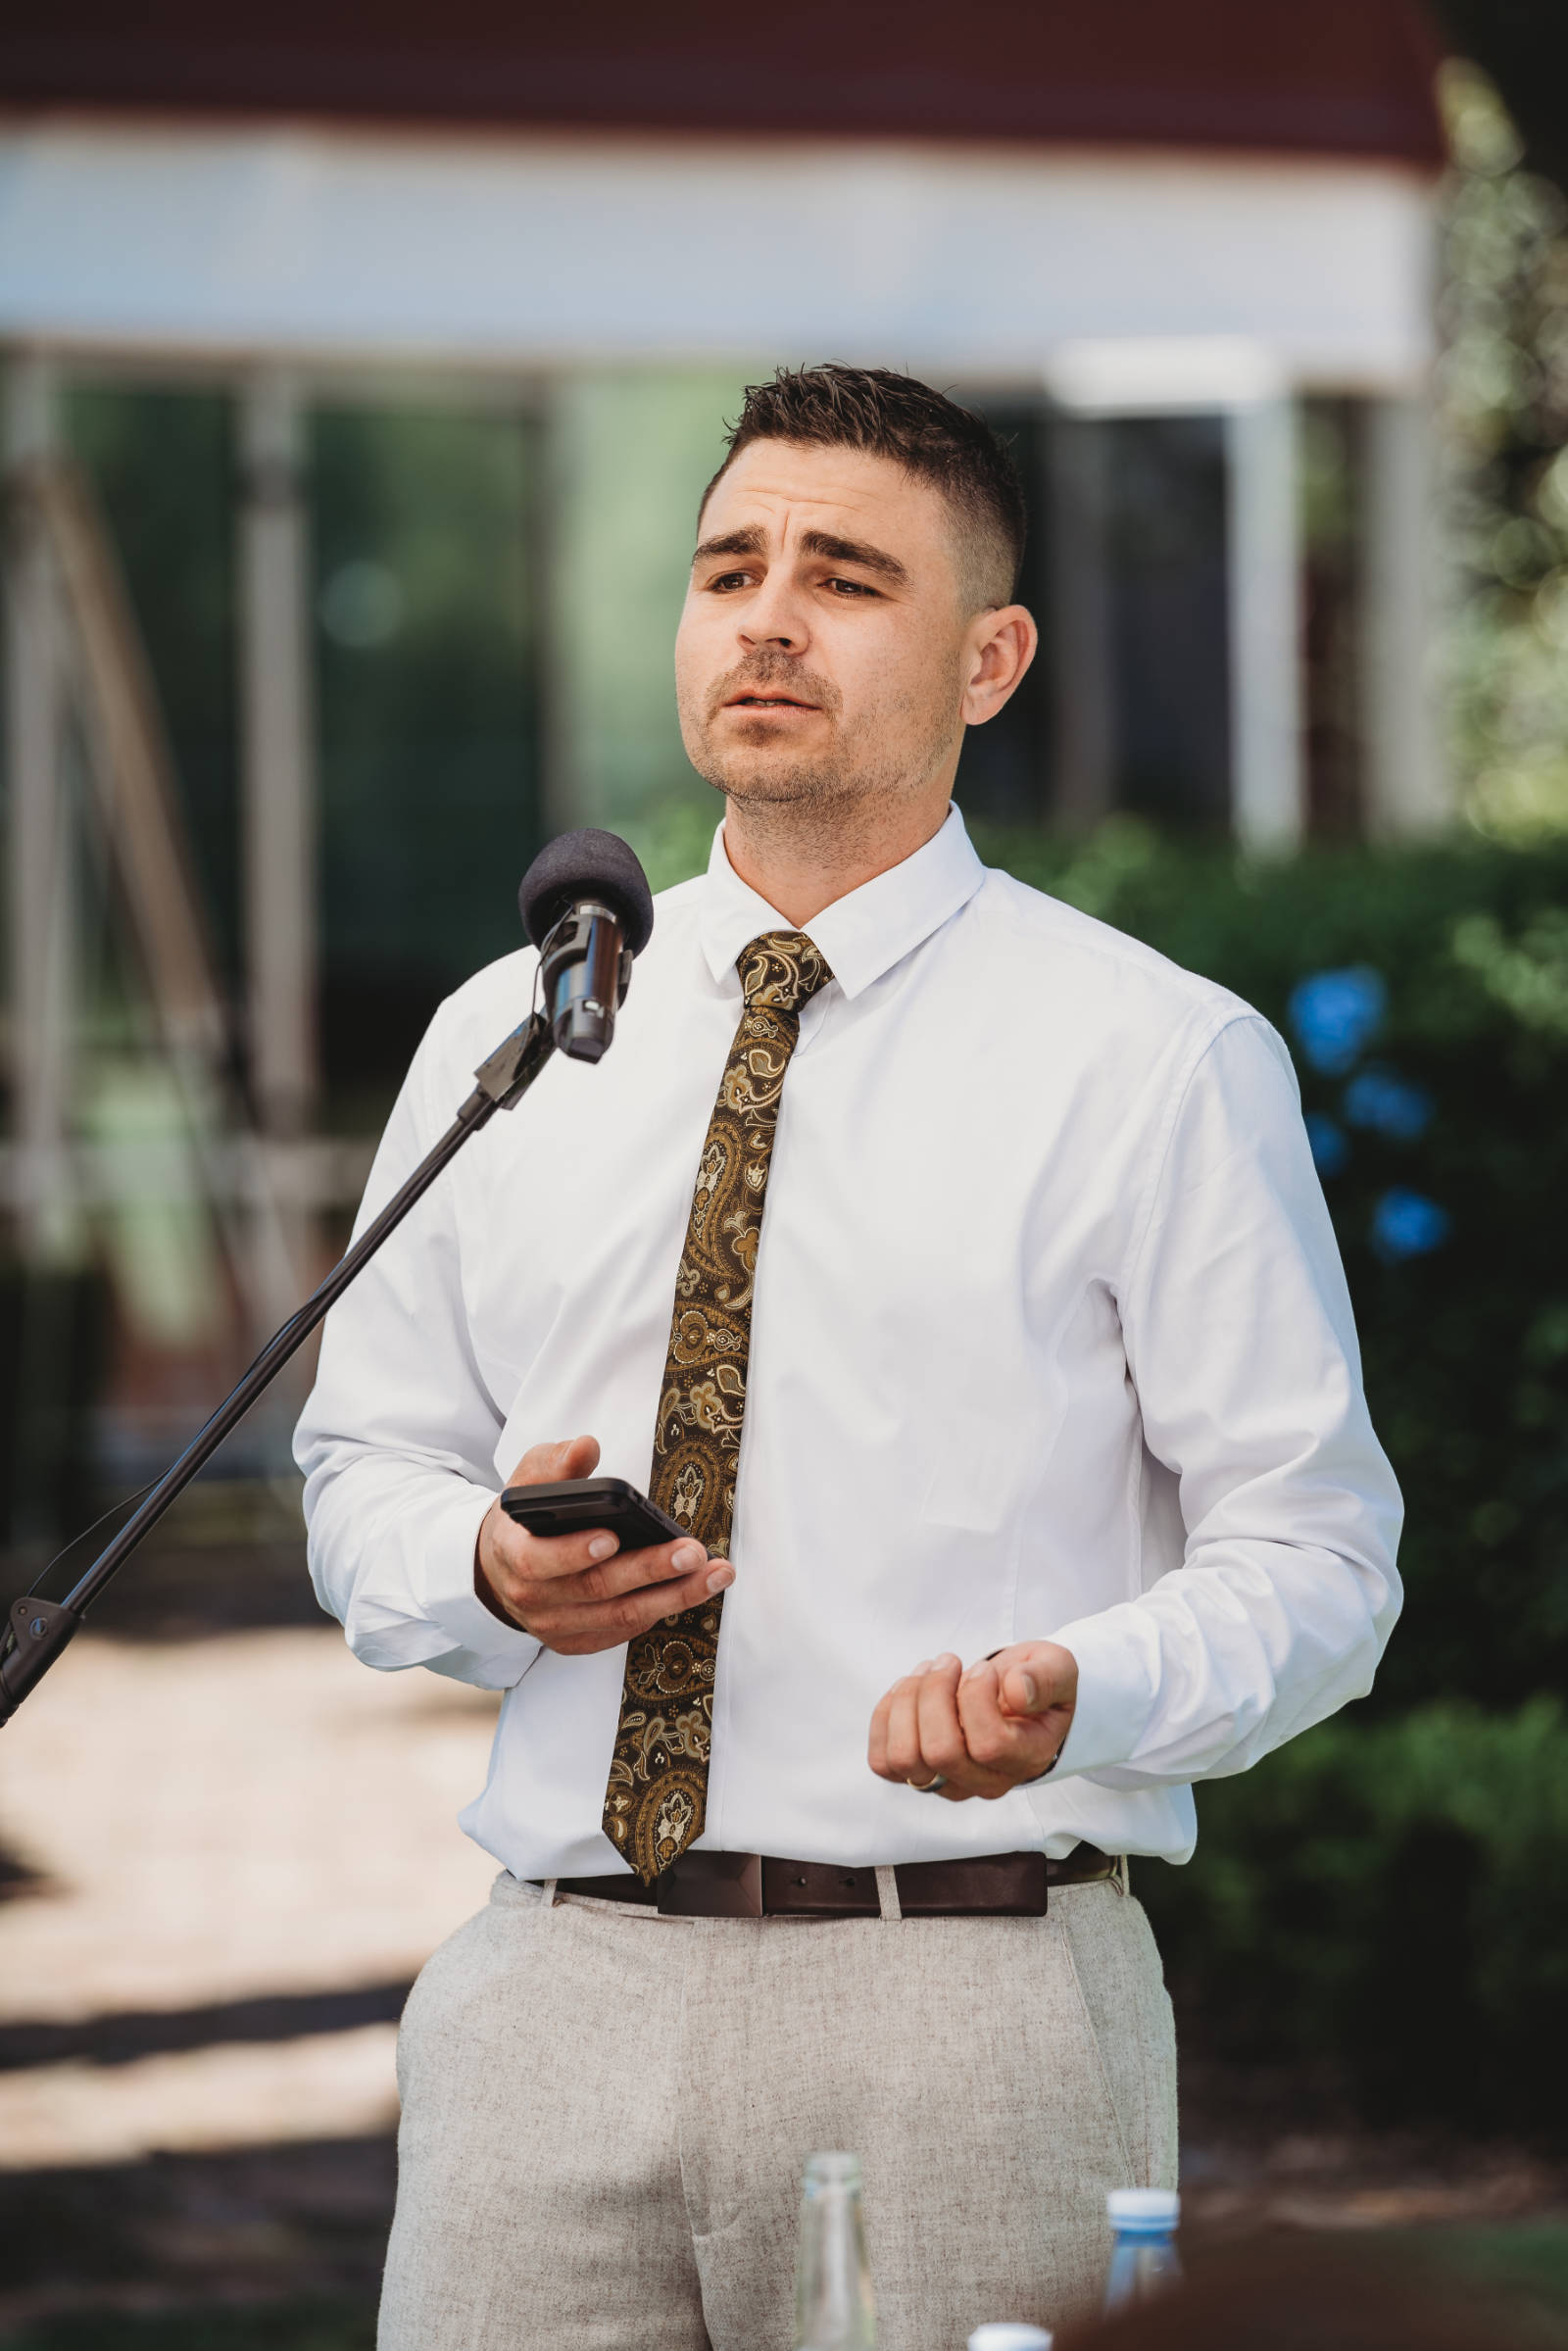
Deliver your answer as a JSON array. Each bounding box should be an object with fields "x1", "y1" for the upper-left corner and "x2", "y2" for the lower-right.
[{"x1": 603, "y1": 929, "x2": 834, "y2": 1883}]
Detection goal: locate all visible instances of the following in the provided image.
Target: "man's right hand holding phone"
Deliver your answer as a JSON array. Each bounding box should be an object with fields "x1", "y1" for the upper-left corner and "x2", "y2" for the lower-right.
[{"x1": 475, "y1": 1434, "x2": 734, "y2": 1654}]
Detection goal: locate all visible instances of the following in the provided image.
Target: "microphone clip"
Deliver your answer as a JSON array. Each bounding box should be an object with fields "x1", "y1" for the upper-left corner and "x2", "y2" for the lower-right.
[{"x1": 539, "y1": 899, "x2": 634, "y2": 1063}]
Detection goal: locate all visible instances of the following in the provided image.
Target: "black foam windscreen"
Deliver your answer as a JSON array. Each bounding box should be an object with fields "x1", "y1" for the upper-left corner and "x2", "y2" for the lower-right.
[{"x1": 516, "y1": 829, "x2": 655, "y2": 957}]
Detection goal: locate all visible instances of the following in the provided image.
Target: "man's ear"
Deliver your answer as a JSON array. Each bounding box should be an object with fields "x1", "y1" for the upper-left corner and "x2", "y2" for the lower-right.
[{"x1": 960, "y1": 606, "x2": 1039, "y2": 727}]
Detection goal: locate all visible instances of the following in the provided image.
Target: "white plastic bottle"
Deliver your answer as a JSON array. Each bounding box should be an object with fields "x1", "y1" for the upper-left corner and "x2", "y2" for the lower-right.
[
  {"x1": 1102, "y1": 2186, "x2": 1182, "y2": 2313},
  {"x1": 794, "y1": 2151, "x2": 876, "y2": 2350}
]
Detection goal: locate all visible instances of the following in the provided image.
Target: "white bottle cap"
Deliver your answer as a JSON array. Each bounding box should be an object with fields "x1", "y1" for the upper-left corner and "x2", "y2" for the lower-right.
[
  {"x1": 1105, "y1": 2186, "x2": 1180, "y2": 2230},
  {"x1": 968, "y1": 2328, "x2": 1054, "y2": 2350}
]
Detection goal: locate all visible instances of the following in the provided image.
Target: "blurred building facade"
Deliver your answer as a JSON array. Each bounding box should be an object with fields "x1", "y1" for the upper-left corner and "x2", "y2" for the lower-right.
[{"x1": 0, "y1": 2, "x2": 1448, "y2": 1487}]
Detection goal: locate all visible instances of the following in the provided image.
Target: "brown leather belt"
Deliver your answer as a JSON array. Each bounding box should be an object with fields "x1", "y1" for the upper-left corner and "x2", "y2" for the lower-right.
[{"x1": 542, "y1": 1843, "x2": 1121, "y2": 1920}]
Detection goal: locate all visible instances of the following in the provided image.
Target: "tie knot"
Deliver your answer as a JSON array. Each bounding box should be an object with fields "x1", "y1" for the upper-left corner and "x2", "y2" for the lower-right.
[{"x1": 737, "y1": 931, "x2": 834, "y2": 1014}]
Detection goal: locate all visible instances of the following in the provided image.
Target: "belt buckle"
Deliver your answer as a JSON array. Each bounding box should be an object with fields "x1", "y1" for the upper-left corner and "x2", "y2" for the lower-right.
[{"x1": 657, "y1": 1850, "x2": 764, "y2": 1918}]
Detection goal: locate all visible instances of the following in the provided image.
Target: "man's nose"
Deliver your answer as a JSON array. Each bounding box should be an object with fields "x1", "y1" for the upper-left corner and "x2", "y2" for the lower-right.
[{"x1": 739, "y1": 572, "x2": 808, "y2": 653}]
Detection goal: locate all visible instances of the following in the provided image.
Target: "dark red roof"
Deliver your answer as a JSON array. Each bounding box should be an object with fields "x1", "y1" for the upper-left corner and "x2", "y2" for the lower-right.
[{"x1": 0, "y1": 1, "x2": 1446, "y2": 169}]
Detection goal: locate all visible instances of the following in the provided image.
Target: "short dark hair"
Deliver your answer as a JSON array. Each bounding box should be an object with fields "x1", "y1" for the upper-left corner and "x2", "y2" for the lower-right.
[{"x1": 701, "y1": 363, "x2": 1026, "y2": 609}]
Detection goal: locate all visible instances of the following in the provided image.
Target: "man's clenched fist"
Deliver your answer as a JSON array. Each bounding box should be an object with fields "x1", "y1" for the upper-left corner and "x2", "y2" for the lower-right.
[
  {"x1": 475, "y1": 1434, "x2": 734, "y2": 1656},
  {"x1": 867, "y1": 1642, "x2": 1078, "y2": 1799}
]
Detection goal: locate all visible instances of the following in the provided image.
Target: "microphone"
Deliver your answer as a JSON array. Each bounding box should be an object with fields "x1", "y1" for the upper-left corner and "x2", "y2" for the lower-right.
[{"x1": 517, "y1": 828, "x2": 656, "y2": 1063}]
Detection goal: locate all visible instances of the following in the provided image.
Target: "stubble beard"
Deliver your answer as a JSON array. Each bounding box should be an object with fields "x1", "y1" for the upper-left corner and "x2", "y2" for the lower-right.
[{"x1": 678, "y1": 653, "x2": 961, "y2": 851}]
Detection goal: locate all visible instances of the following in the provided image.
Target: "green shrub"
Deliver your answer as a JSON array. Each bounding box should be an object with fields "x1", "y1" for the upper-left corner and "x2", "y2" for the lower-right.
[{"x1": 1136, "y1": 1696, "x2": 1568, "y2": 2131}]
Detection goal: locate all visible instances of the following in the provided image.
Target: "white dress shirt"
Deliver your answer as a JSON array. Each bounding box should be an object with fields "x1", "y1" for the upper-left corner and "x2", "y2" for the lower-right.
[{"x1": 296, "y1": 808, "x2": 1402, "y2": 1880}]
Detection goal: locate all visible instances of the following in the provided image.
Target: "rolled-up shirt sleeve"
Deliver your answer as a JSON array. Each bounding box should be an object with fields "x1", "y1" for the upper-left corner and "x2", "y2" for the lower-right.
[
  {"x1": 1047, "y1": 1010, "x2": 1403, "y2": 1788},
  {"x1": 294, "y1": 998, "x2": 541, "y2": 1690}
]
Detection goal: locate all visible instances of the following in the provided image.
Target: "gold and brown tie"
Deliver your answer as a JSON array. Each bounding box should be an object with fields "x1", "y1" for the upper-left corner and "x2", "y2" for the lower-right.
[{"x1": 603, "y1": 929, "x2": 834, "y2": 1883}]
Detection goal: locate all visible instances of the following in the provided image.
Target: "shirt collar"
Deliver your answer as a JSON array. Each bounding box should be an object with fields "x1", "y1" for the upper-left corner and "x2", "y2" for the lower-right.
[{"x1": 696, "y1": 805, "x2": 985, "y2": 1003}]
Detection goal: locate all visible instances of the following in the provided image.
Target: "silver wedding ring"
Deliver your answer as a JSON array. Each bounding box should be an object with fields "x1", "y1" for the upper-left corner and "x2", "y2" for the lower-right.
[{"x1": 912, "y1": 1773, "x2": 948, "y2": 1794}]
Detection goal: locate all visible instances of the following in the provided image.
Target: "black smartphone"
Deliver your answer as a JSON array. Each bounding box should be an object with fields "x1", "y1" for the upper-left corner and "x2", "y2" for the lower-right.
[{"x1": 499, "y1": 1476, "x2": 687, "y2": 1552}]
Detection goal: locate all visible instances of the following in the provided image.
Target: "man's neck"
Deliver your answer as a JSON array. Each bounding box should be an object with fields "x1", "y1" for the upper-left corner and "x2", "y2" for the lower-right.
[{"x1": 720, "y1": 793, "x2": 952, "y2": 928}]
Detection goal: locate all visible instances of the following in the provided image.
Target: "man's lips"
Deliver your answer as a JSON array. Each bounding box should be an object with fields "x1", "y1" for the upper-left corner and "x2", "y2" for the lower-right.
[{"x1": 722, "y1": 692, "x2": 819, "y2": 711}]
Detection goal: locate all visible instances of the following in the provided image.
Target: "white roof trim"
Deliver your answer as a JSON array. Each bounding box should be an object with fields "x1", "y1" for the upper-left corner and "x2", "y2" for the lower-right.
[{"x1": 0, "y1": 121, "x2": 1436, "y2": 390}]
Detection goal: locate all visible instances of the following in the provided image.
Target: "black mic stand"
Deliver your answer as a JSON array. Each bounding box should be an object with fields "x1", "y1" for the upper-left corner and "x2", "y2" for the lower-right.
[{"x1": 0, "y1": 1008, "x2": 557, "y2": 1725}]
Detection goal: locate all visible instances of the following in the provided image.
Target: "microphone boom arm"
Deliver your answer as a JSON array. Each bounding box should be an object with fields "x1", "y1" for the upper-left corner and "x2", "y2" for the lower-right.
[{"x1": 0, "y1": 1007, "x2": 557, "y2": 1725}]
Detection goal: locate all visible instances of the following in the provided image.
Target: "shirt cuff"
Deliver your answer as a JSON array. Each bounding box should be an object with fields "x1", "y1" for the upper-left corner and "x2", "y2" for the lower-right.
[
  {"x1": 415, "y1": 1480, "x2": 543, "y2": 1686},
  {"x1": 1039, "y1": 1602, "x2": 1160, "y2": 1780}
]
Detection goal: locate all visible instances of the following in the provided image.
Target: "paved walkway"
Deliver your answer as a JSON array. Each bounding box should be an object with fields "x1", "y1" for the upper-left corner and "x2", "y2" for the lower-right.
[{"x1": 0, "y1": 1623, "x2": 500, "y2": 2169}]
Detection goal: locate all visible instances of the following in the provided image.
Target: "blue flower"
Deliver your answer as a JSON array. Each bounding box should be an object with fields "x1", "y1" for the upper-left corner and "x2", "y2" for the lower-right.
[
  {"x1": 1304, "y1": 1112, "x2": 1349, "y2": 1178},
  {"x1": 1343, "y1": 1065, "x2": 1434, "y2": 1143},
  {"x1": 1288, "y1": 966, "x2": 1388, "y2": 1076},
  {"x1": 1371, "y1": 1189, "x2": 1451, "y2": 1262}
]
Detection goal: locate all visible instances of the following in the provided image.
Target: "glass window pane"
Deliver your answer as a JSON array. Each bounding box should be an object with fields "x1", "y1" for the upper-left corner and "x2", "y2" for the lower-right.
[
  {"x1": 312, "y1": 402, "x2": 540, "y2": 1100},
  {"x1": 550, "y1": 370, "x2": 752, "y2": 841}
]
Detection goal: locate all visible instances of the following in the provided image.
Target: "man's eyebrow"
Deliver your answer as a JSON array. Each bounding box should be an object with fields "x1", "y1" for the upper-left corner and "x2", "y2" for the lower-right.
[
  {"x1": 692, "y1": 526, "x2": 766, "y2": 565},
  {"x1": 799, "y1": 529, "x2": 909, "y2": 586},
  {"x1": 690, "y1": 523, "x2": 910, "y2": 587}
]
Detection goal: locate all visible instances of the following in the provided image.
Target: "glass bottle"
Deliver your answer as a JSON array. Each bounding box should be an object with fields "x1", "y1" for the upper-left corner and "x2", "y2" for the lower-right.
[
  {"x1": 1102, "y1": 2187, "x2": 1182, "y2": 2314},
  {"x1": 794, "y1": 2150, "x2": 877, "y2": 2350}
]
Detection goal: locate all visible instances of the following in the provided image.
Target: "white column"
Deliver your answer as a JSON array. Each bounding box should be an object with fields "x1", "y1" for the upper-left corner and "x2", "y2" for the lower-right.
[
  {"x1": 1226, "y1": 396, "x2": 1304, "y2": 853},
  {"x1": 1046, "y1": 415, "x2": 1115, "y2": 827},
  {"x1": 4, "y1": 355, "x2": 79, "y2": 1264},
  {"x1": 1361, "y1": 393, "x2": 1446, "y2": 835},
  {"x1": 537, "y1": 373, "x2": 583, "y2": 840},
  {"x1": 239, "y1": 368, "x2": 318, "y2": 1142}
]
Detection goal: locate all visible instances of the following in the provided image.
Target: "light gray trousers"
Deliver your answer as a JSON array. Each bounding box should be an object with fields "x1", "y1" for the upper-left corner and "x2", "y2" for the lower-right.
[{"x1": 381, "y1": 1870, "x2": 1177, "y2": 2351}]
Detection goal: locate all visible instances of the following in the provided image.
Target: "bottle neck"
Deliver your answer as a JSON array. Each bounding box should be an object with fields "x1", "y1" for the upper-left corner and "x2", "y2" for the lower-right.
[{"x1": 796, "y1": 2178, "x2": 875, "y2": 2350}]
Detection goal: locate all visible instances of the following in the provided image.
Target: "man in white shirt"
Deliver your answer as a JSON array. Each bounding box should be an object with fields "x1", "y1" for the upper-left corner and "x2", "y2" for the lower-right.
[{"x1": 296, "y1": 365, "x2": 1401, "y2": 2350}]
